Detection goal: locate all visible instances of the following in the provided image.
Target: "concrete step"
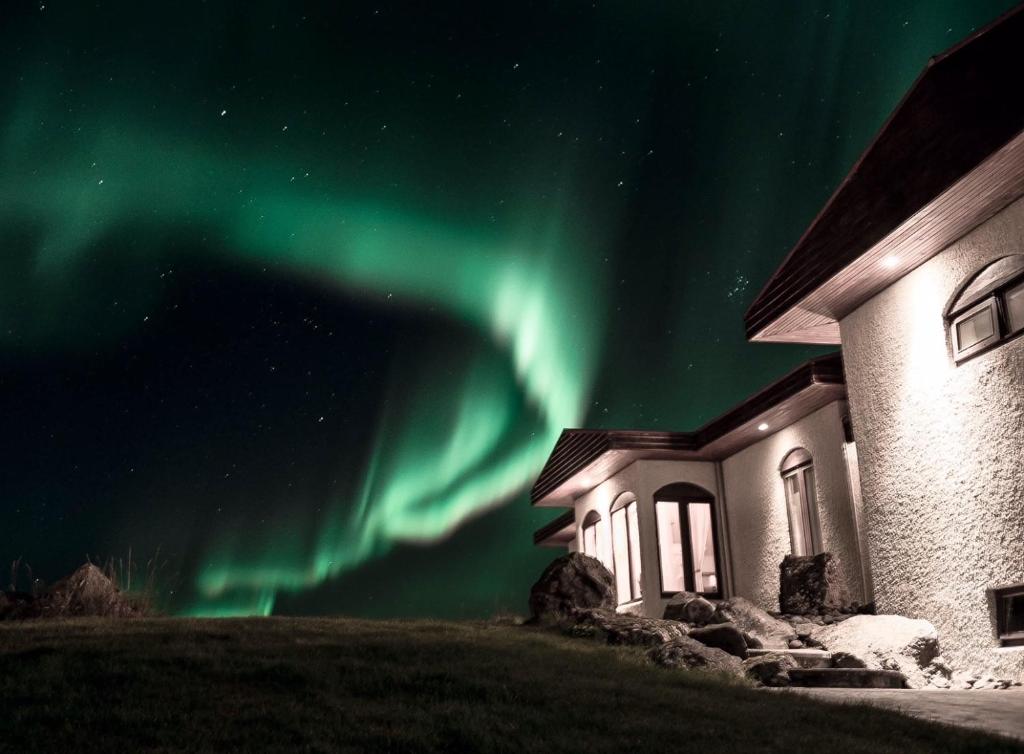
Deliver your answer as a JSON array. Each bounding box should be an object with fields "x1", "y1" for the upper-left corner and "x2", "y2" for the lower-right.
[
  {"x1": 746, "y1": 648, "x2": 832, "y2": 669},
  {"x1": 788, "y1": 668, "x2": 907, "y2": 689}
]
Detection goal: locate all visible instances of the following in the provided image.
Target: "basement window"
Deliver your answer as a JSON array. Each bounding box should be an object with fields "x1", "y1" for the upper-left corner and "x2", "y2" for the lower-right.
[
  {"x1": 947, "y1": 255, "x2": 1024, "y2": 363},
  {"x1": 995, "y1": 584, "x2": 1024, "y2": 648}
]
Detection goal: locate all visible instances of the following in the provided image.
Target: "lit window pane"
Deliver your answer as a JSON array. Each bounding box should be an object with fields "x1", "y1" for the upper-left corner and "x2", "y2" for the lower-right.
[
  {"x1": 956, "y1": 305, "x2": 995, "y2": 350},
  {"x1": 611, "y1": 508, "x2": 631, "y2": 603},
  {"x1": 1006, "y1": 282, "x2": 1024, "y2": 334},
  {"x1": 785, "y1": 472, "x2": 808, "y2": 556},
  {"x1": 656, "y1": 501, "x2": 684, "y2": 593},
  {"x1": 626, "y1": 503, "x2": 642, "y2": 600},
  {"x1": 687, "y1": 502, "x2": 717, "y2": 594},
  {"x1": 802, "y1": 467, "x2": 818, "y2": 554},
  {"x1": 583, "y1": 523, "x2": 597, "y2": 558}
]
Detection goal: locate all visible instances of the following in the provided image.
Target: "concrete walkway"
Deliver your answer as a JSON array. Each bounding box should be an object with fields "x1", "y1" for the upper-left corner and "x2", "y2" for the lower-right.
[{"x1": 778, "y1": 687, "x2": 1024, "y2": 742}]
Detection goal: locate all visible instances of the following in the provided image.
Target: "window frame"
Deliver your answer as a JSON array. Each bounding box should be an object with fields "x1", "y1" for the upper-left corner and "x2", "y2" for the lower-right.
[
  {"x1": 580, "y1": 511, "x2": 601, "y2": 561},
  {"x1": 994, "y1": 584, "x2": 1024, "y2": 648},
  {"x1": 780, "y1": 454, "x2": 823, "y2": 557},
  {"x1": 1005, "y1": 278, "x2": 1024, "y2": 336},
  {"x1": 653, "y1": 489, "x2": 723, "y2": 600},
  {"x1": 946, "y1": 258, "x2": 1024, "y2": 365},
  {"x1": 950, "y1": 297, "x2": 1001, "y2": 363},
  {"x1": 610, "y1": 496, "x2": 642, "y2": 605}
]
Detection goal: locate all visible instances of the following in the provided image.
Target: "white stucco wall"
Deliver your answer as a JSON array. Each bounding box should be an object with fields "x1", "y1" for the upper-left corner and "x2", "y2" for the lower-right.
[
  {"x1": 720, "y1": 401, "x2": 866, "y2": 612},
  {"x1": 840, "y1": 195, "x2": 1024, "y2": 678},
  {"x1": 572, "y1": 459, "x2": 721, "y2": 618}
]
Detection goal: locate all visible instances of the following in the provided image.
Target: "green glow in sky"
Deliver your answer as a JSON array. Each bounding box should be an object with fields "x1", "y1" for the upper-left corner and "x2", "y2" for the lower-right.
[
  {"x1": 2, "y1": 119, "x2": 605, "y2": 615},
  {"x1": 3, "y1": 0, "x2": 1015, "y2": 618}
]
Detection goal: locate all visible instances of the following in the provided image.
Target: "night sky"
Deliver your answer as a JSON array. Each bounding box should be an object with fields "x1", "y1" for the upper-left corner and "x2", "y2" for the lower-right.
[{"x1": 1, "y1": 0, "x2": 1017, "y2": 617}]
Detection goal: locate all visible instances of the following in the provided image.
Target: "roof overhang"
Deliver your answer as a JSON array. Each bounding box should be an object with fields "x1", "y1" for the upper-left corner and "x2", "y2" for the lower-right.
[
  {"x1": 533, "y1": 510, "x2": 576, "y2": 547},
  {"x1": 745, "y1": 4, "x2": 1024, "y2": 345},
  {"x1": 531, "y1": 354, "x2": 845, "y2": 507},
  {"x1": 750, "y1": 131, "x2": 1024, "y2": 344}
]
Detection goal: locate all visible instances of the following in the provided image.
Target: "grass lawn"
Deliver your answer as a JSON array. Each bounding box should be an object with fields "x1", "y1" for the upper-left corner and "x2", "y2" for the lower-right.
[{"x1": 1, "y1": 617, "x2": 1021, "y2": 754}]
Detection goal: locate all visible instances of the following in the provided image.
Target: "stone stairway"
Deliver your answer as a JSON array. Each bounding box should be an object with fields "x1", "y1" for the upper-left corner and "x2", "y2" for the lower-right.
[{"x1": 746, "y1": 648, "x2": 907, "y2": 688}]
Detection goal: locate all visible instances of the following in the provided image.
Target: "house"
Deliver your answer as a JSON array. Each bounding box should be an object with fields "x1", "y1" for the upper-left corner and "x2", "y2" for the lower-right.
[{"x1": 531, "y1": 4, "x2": 1024, "y2": 679}]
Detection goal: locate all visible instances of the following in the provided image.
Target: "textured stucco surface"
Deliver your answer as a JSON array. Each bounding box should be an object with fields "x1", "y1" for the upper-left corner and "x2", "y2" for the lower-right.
[
  {"x1": 568, "y1": 419, "x2": 866, "y2": 621},
  {"x1": 840, "y1": 195, "x2": 1024, "y2": 679},
  {"x1": 721, "y1": 401, "x2": 866, "y2": 612},
  {"x1": 572, "y1": 459, "x2": 722, "y2": 618}
]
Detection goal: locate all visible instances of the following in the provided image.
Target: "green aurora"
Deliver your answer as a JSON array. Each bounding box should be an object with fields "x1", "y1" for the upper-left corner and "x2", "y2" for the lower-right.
[{"x1": 1, "y1": 1, "x2": 1017, "y2": 617}]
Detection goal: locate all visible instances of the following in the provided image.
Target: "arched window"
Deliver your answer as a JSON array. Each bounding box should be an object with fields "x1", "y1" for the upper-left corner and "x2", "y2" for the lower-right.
[
  {"x1": 580, "y1": 511, "x2": 601, "y2": 561},
  {"x1": 946, "y1": 255, "x2": 1024, "y2": 363},
  {"x1": 781, "y1": 448, "x2": 821, "y2": 556},
  {"x1": 610, "y1": 494, "x2": 642, "y2": 604},
  {"x1": 653, "y1": 483, "x2": 721, "y2": 598}
]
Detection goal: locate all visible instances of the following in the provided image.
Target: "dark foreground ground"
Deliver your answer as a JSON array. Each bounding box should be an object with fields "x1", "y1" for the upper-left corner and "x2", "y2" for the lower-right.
[{"x1": 1, "y1": 617, "x2": 1021, "y2": 754}]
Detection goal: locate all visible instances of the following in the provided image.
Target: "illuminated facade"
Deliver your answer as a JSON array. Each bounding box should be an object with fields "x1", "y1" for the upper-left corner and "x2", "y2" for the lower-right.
[{"x1": 533, "y1": 5, "x2": 1024, "y2": 677}]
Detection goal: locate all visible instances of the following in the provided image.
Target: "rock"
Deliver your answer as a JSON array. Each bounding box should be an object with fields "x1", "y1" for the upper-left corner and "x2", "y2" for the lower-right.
[
  {"x1": 810, "y1": 614, "x2": 940, "y2": 689},
  {"x1": 41, "y1": 563, "x2": 139, "y2": 618},
  {"x1": 788, "y1": 639, "x2": 804, "y2": 649},
  {"x1": 663, "y1": 593, "x2": 716, "y2": 625},
  {"x1": 529, "y1": 553, "x2": 616, "y2": 624},
  {"x1": 831, "y1": 651, "x2": 868, "y2": 669},
  {"x1": 927, "y1": 655, "x2": 952, "y2": 676},
  {"x1": 648, "y1": 637, "x2": 743, "y2": 677},
  {"x1": 742, "y1": 632, "x2": 764, "y2": 649},
  {"x1": 688, "y1": 623, "x2": 748, "y2": 659},
  {"x1": 930, "y1": 676, "x2": 951, "y2": 689},
  {"x1": 743, "y1": 652, "x2": 799, "y2": 687},
  {"x1": 779, "y1": 552, "x2": 851, "y2": 615},
  {"x1": 572, "y1": 608, "x2": 689, "y2": 647},
  {"x1": 713, "y1": 596, "x2": 797, "y2": 649}
]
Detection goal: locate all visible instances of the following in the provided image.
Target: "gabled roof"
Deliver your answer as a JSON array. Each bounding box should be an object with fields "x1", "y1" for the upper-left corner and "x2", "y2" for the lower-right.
[
  {"x1": 531, "y1": 353, "x2": 845, "y2": 507},
  {"x1": 745, "y1": 3, "x2": 1024, "y2": 344}
]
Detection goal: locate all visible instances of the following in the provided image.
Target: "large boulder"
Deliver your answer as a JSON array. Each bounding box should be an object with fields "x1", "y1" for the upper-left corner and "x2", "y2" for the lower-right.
[
  {"x1": 529, "y1": 554, "x2": 616, "y2": 624},
  {"x1": 648, "y1": 636, "x2": 743, "y2": 677},
  {"x1": 779, "y1": 553, "x2": 851, "y2": 615},
  {"x1": 663, "y1": 593, "x2": 716, "y2": 625},
  {"x1": 712, "y1": 596, "x2": 797, "y2": 649},
  {"x1": 41, "y1": 564, "x2": 138, "y2": 618},
  {"x1": 688, "y1": 623, "x2": 748, "y2": 659},
  {"x1": 810, "y1": 614, "x2": 941, "y2": 689},
  {"x1": 571, "y1": 608, "x2": 689, "y2": 647},
  {"x1": 742, "y1": 653, "x2": 799, "y2": 687}
]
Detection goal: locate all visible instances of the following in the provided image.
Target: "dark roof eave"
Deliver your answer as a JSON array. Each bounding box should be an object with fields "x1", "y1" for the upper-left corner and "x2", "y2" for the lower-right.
[
  {"x1": 530, "y1": 353, "x2": 845, "y2": 506},
  {"x1": 744, "y1": 3, "x2": 1024, "y2": 341}
]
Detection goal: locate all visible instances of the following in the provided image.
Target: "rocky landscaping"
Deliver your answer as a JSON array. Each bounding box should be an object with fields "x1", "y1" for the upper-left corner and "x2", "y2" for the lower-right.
[
  {"x1": 529, "y1": 552, "x2": 1023, "y2": 691},
  {"x1": 0, "y1": 563, "x2": 146, "y2": 621}
]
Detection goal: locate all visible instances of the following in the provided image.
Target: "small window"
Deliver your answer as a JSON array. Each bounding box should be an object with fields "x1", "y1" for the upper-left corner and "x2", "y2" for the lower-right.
[
  {"x1": 610, "y1": 496, "x2": 642, "y2": 604},
  {"x1": 781, "y1": 448, "x2": 821, "y2": 556},
  {"x1": 653, "y1": 483, "x2": 721, "y2": 598},
  {"x1": 951, "y1": 299, "x2": 999, "y2": 359},
  {"x1": 995, "y1": 584, "x2": 1024, "y2": 647},
  {"x1": 946, "y1": 255, "x2": 1024, "y2": 363},
  {"x1": 1006, "y1": 280, "x2": 1024, "y2": 334}
]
